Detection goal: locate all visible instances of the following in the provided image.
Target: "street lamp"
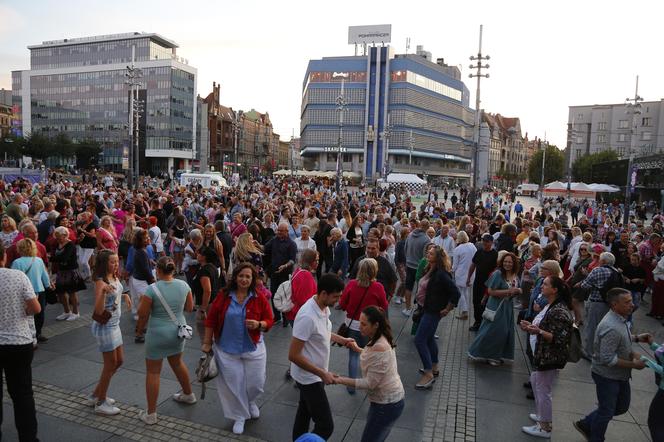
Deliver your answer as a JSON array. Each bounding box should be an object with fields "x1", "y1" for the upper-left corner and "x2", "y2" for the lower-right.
[
  {"x1": 124, "y1": 45, "x2": 143, "y2": 190},
  {"x1": 623, "y1": 76, "x2": 643, "y2": 226},
  {"x1": 232, "y1": 110, "x2": 243, "y2": 175},
  {"x1": 380, "y1": 112, "x2": 392, "y2": 178},
  {"x1": 332, "y1": 72, "x2": 348, "y2": 195}
]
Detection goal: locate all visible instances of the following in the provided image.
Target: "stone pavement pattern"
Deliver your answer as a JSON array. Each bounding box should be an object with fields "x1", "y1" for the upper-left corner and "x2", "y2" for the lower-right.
[{"x1": 2, "y1": 282, "x2": 660, "y2": 441}]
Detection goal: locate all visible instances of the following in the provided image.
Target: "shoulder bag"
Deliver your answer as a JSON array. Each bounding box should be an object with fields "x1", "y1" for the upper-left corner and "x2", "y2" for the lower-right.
[
  {"x1": 336, "y1": 285, "x2": 370, "y2": 339},
  {"x1": 482, "y1": 297, "x2": 505, "y2": 322},
  {"x1": 150, "y1": 282, "x2": 193, "y2": 340},
  {"x1": 92, "y1": 281, "x2": 119, "y2": 325},
  {"x1": 195, "y1": 350, "x2": 218, "y2": 399}
]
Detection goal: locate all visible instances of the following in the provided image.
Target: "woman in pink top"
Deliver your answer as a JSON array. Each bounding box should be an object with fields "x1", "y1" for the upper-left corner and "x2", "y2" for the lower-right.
[
  {"x1": 339, "y1": 258, "x2": 388, "y2": 394},
  {"x1": 284, "y1": 249, "x2": 318, "y2": 324},
  {"x1": 111, "y1": 201, "x2": 127, "y2": 239},
  {"x1": 97, "y1": 216, "x2": 119, "y2": 252}
]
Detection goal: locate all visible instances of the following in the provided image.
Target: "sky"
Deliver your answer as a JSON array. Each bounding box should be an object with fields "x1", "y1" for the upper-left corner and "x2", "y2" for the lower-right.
[{"x1": 1, "y1": 0, "x2": 663, "y2": 148}]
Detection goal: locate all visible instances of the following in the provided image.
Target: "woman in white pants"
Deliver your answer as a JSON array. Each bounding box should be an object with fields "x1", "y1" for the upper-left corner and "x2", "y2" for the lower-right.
[
  {"x1": 452, "y1": 231, "x2": 476, "y2": 320},
  {"x1": 201, "y1": 263, "x2": 274, "y2": 435}
]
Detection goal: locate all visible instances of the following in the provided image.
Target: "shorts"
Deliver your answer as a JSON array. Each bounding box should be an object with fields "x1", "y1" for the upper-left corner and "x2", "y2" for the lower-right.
[{"x1": 405, "y1": 266, "x2": 418, "y2": 291}]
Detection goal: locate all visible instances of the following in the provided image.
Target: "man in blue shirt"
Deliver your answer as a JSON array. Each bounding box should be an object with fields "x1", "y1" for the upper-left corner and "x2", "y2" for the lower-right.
[{"x1": 514, "y1": 200, "x2": 524, "y2": 217}]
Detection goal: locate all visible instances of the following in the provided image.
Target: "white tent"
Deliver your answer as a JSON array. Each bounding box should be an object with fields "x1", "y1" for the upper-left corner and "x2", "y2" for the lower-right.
[
  {"x1": 544, "y1": 181, "x2": 567, "y2": 191},
  {"x1": 386, "y1": 173, "x2": 426, "y2": 184},
  {"x1": 588, "y1": 183, "x2": 621, "y2": 193}
]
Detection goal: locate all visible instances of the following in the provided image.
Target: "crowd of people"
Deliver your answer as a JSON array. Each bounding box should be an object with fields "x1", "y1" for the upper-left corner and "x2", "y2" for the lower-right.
[{"x1": 0, "y1": 172, "x2": 663, "y2": 442}]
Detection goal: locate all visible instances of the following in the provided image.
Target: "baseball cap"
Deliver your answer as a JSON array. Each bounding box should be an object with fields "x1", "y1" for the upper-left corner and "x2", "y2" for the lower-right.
[{"x1": 482, "y1": 233, "x2": 493, "y2": 242}]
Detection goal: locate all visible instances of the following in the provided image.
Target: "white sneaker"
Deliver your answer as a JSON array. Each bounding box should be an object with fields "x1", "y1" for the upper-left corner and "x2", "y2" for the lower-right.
[
  {"x1": 95, "y1": 399, "x2": 120, "y2": 416},
  {"x1": 529, "y1": 413, "x2": 540, "y2": 422},
  {"x1": 233, "y1": 419, "x2": 245, "y2": 435},
  {"x1": 401, "y1": 308, "x2": 413, "y2": 317},
  {"x1": 66, "y1": 313, "x2": 80, "y2": 321},
  {"x1": 172, "y1": 392, "x2": 197, "y2": 404},
  {"x1": 133, "y1": 314, "x2": 139, "y2": 321},
  {"x1": 394, "y1": 297, "x2": 403, "y2": 305},
  {"x1": 138, "y1": 410, "x2": 157, "y2": 425},
  {"x1": 249, "y1": 402, "x2": 260, "y2": 419},
  {"x1": 56, "y1": 313, "x2": 70, "y2": 321},
  {"x1": 85, "y1": 394, "x2": 116, "y2": 407},
  {"x1": 522, "y1": 424, "x2": 551, "y2": 439}
]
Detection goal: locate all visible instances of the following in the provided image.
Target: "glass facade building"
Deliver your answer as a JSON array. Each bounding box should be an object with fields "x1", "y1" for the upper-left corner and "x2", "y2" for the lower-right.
[
  {"x1": 12, "y1": 32, "x2": 197, "y2": 174},
  {"x1": 300, "y1": 49, "x2": 475, "y2": 183}
]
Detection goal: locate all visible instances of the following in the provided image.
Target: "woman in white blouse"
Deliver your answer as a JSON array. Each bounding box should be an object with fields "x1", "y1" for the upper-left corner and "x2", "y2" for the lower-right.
[
  {"x1": 452, "y1": 231, "x2": 476, "y2": 320},
  {"x1": 334, "y1": 306, "x2": 405, "y2": 442}
]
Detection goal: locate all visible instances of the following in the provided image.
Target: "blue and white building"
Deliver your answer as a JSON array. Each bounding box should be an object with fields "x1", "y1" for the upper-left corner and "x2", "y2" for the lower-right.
[{"x1": 300, "y1": 45, "x2": 475, "y2": 183}]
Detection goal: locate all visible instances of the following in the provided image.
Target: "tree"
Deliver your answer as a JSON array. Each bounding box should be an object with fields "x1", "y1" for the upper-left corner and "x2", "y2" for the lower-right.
[
  {"x1": 74, "y1": 139, "x2": 103, "y2": 169},
  {"x1": 0, "y1": 134, "x2": 24, "y2": 161},
  {"x1": 53, "y1": 132, "x2": 76, "y2": 158},
  {"x1": 22, "y1": 132, "x2": 54, "y2": 160},
  {"x1": 527, "y1": 144, "x2": 565, "y2": 184},
  {"x1": 571, "y1": 150, "x2": 619, "y2": 183}
]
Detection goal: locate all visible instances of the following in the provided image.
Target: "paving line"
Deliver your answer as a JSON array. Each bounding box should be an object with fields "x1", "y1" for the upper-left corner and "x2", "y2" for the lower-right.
[{"x1": 3, "y1": 381, "x2": 265, "y2": 442}]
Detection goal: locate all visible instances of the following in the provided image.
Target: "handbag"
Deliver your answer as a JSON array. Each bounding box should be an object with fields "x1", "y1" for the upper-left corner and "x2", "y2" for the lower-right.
[
  {"x1": 482, "y1": 297, "x2": 505, "y2": 322},
  {"x1": 150, "y1": 282, "x2": 193, "y2": 339},
  {"x1": 567, "y1": 324, "x2": 583, "y2": 363},
  {"x1": 92, "y1": 282, "x2": 119, "y2": 325},
  {"x1": 195, "y1": 350, "x2": 218, "y2": 400},
  {"x1": 335, "y1": 286, "x2": 370, "y2": 339}
]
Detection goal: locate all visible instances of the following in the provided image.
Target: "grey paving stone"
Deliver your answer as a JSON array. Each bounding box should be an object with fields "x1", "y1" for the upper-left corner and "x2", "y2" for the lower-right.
[{"x1": 31, "y1": 355, "x2": 103, "y2": 391}]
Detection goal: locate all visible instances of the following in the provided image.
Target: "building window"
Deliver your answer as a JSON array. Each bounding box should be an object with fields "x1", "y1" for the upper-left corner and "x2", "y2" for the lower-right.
[
  {"x1": 598, "y1": 122, "x2": 607, "y2": 130},
  {"x1": 642, "y1": 117, "x2": 652, "y2": 126},
  {"x1": 576, "y1": 113, "x2": 583, "y2": 120},
  {"x1": 642, "y1": 131, "x2": 652, "y2": 141},
  {"x1": 618, "y1": 133, "x2": 627, "y2": 142},
  {"x1": 597, "y1": 134, "x2": 606, "y2": 143},
  {"x1": 618, "y1": 120, "x2": 629, "y2": 129},
  {"x1": 576, "y1": 136, "x2": 583, "y2": 144},
  {"x1": 617, "y1": 146, "x2": 625, "y2": 156}
]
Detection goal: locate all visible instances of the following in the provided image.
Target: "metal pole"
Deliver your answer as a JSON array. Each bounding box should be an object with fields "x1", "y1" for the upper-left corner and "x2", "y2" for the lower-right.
[
  {"x1": 566, "y1": 119, "x2": 575, "y2": 202},
  {"x1": 540, "y1": 137, "x2": 547, "y2": 193},
  {"x1": 127, "y1": 46, "x2": 135, "y2": 190},
  {"x1": 290, "y1": 131, "x2": 295, "y2": 178},
  {"x1": 233, "y1": 111, "x2": 239, "y2": 175},
  {"x1": 623, "y1": 75, "x2": 642, "y2": 226},
  {"x1": 409, "y1": 129, "x2": 413, "y2": 173},
  {"x1": 468, "y1": 25, "x2": 490, "y2": 210},
  {"x1": 334, "y1": 74, "x2": 347, "y2": 195},
  {"x1": 134, "y1": 86, "x2": 140, "y2": 186}
]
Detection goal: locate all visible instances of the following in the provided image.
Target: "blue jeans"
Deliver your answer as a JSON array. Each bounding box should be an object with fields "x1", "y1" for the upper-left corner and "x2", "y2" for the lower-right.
[
  {"x1": 414, "y1": 312, "x2": 441, "y2": 371},
  {"x1": 581, "y1": 372, "x2": 631, "y2": 441},
  {"x1": 347, "y1": 329, "x2": 368, "y2": 393},
  {"x1": 361, "y1": 399, "x2": 405, "y2": 442}
]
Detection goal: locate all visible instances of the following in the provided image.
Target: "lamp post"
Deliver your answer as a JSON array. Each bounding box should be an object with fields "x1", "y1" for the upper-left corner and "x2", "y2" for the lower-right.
[
  {"x1": 408, "y1": 130, "x2": 414, "y2": 173},
  {"x1": 232, "y1": 110, "x2": 243, "y2": 175},
  {"x1": 566, "y1": 119, "x2": 576, "y2": 202},
  {"x1": 380, "y1": 112, "x2": 392, "y2": 178},
  {"x1": 623, "y1": 76, "x2": 643, "y2": 226},
  {"x1": 290, "y1": 132, "x2": 295, "y2": 178},
  {"x1": 124, "y1": 45, "x2": 143, "y2": 190},
  {"x1": 468, "y1": 24, "x2": 490, "y2": 210},
  {"x1": 333, "y1": 72, "x2": 348, "y2": 195}
]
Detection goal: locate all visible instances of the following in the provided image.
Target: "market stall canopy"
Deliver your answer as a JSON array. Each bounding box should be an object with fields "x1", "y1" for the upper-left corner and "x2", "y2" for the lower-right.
[
  {"x1": 386, "y1": 173, "x2": 426, "y2": 184},
  {"x1": 544, "y1": 181, "x2": 567, "y2": 191},
  {"x1": 588, "y1": 183, "x2": 621, "y2": 193}
]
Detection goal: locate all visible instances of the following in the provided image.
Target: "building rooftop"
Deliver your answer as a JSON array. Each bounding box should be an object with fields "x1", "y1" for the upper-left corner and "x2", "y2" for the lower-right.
[{"x1": 28, "y1": 32, "x2": 178, "y2": 50}]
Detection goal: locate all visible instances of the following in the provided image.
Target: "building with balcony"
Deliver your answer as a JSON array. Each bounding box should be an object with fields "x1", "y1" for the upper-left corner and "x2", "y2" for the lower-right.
[
  {"x1": 300, "y1": 45, "x2": 474, "y2": 183},
  {"x1": 239, "y1": 109, "x2": 280, "y2": 178},
  {"x1": 567, "y1": 100, "x2": 664, "y2": 165},
  {"x1": 200, "y1": 82, "x2": 234, "y2": 172},
  {"x1": 481, "y1": 112, "x2": 528, "y2": 186},
  {"x1": 11, "y1": 32, "x2": 197, "y2": 175}
]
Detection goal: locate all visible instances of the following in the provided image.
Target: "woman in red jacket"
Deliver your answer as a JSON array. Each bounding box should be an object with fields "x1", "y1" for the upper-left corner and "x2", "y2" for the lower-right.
[
  {"x1": 284, "y1": 249, "x2": 319, "y2": 325},
  {"x1": 202, "y1": 262, "x2": 273, "y2": 435},
  {"x1": 340, "y1": 258, "x2": 388, "y2": 394}
]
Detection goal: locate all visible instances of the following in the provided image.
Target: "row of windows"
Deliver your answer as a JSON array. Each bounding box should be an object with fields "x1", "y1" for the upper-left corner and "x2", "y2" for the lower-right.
[
  {"x1": 302, "y1": 88, "x2": 365, "y2": 107},
  {"x1": 301, "y1": 108, "x2": 365, "y2": 127},
  {"x1": 391, "y1": 71, "x2": 463, "y2": 102},
  {"x1": 390, "y1": 89, "x2": 473, "y2": 125},
  {"x1": 302, "y1": 129, "x2": 365, "y2": 147},
  {"x1": 389, "y1": 109, "x2": 469, "y2": 137}
]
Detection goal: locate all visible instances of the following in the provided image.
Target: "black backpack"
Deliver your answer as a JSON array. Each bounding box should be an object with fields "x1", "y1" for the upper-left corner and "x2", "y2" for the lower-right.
[{"x1": 598, "y1": 266, "x2": 624, "y2": 302}]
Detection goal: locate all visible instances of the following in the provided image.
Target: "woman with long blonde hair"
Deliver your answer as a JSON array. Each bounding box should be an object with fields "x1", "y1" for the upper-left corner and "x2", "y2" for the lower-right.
[{"x1": 231, "y1": 232, "x2": 263, "y2": 274}]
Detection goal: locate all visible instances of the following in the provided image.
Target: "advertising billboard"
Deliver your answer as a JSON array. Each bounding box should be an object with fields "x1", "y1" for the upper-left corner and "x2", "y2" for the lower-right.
[{"x1": 348, "y1": 25, "x2": 392, "y2": 45}]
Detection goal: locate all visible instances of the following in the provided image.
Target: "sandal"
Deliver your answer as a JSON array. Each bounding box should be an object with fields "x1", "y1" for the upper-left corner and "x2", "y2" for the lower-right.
[
  {"x1": 135, "y1": 336, "x2": 145, "y2": 344},
  {"x1": 419, "y1": 368, "x2": 440, "y2": 377}
]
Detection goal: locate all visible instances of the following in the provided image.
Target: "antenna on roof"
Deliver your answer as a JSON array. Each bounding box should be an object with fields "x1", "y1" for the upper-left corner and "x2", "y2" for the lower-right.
[{"x1": 406, "y1": 37, "x2": 411, "y2": 54}]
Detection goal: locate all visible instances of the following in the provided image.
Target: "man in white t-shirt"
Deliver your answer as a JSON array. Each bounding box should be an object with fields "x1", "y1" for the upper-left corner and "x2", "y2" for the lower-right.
[
  {"x1": 148, "y1": 216, "x2": 164, "y2": 256},
  {"x1": 294, "y1": 225, "x2": 317, "y2": 261},
  {"x1": 289, "y1": 273, "x2": 356, "y2": 441}
]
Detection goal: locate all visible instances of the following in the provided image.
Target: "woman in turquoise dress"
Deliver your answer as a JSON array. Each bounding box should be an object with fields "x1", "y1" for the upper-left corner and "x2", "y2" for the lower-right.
[
  {"x1": 136, "y1": 256, "x2": 196, "y2": 425},
  {"x1": 468, "y1": 252, "x2": 521, "y2": 366}
]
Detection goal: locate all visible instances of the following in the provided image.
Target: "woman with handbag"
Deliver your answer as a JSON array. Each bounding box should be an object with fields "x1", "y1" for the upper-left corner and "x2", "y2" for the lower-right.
[
  {"x1": 136, "y1": 256, "x2": 195, "y2": 425},
  {"x1": 518, "y1": 276, "x2": 573, "y2": 439},
  {"x1": 11, "y1": 238, "x2": 52, "y2": 344},
  {"x1": 333, "y1": 306, "x2": 405, "y2": 442},
  {"x1": 339, "y1": 258, "x2": 388, "y2": 394},
  {"x1": 201, "y1": 262, "x2": 274, "y2": 435},
  {"x1": 468, "y1": 252, "x2": 521, "y2": 367},
  {"x1": 52, "y1": 226, "x2": 86, "y2": 321},
  {"x1": 89, "y1": 250, "x2": 131, "y2": 416},
  {"x1": 414, "y1": 246, "x2": 460, "y2": 389}
]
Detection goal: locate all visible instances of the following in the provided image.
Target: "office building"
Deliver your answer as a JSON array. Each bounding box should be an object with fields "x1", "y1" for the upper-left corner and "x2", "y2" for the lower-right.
[
  {"x1": 567, "y1": 100, "x2": 664, "y2": 164},
  {"x1": 300, "y1": 41, "x2": 475, "y2": 183},
  {"x1": 11, "y1": 32, "x2": 197, "y2": 174}
]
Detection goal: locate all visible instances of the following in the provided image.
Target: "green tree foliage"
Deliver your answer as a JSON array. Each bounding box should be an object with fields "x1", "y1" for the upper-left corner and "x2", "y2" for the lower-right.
[
  {"x1": 527, "y1": 145, "x2": 565, "y2": 184},
  {"x1": 22, "y1": 132, "x2": 54, "y2": 159},
  {"x1": 571, "y1": 150, "x2": 619, "y2": 183},
  {"x1": 0, "y1": 134, "x2": 24, "y2": 159},
  {"x1": 74, "y1": 139, "x2": 103, "y2": 169}
]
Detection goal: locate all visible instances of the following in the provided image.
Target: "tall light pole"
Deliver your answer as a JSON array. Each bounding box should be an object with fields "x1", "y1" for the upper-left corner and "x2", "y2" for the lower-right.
[
  {"x1": 540, "y1": 134, "x2": 548, "y2": 200},
  {"x1": 290, "y1": 131, "x2": 295, "y2": 178},
  {"x1": 232, "y1": 110, "x2": 243, "y2": 175},
  {"x1": 566, "y1": 118, "x2": 576, "y2": 202},
  {"x1": 380, "y1": 112, "x2": 392, "y2": 178},
  {"x1": 468, "y1": 24, "x2": 490, "y2": 210},
  {"x1": 125, "y1": 45, "x2": 143, "y2": 190},
  {"x1": 623, "y1": 75, "x2": 643, "y2": 226},
  {"x1": 408, "y1": 129, "x2": 414, "y2": 173},
  {"x1": 333, "y1": 72, "x2": 348, "y2": 195}
]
